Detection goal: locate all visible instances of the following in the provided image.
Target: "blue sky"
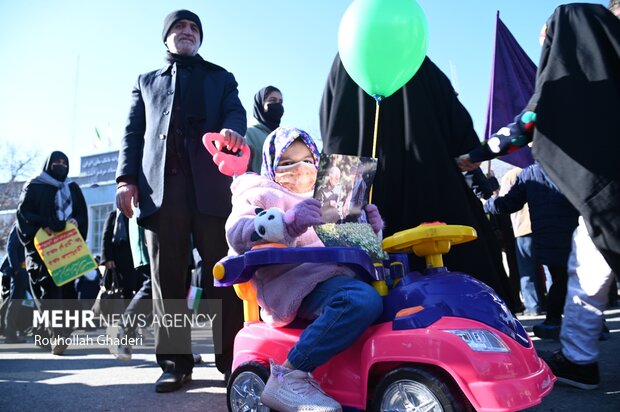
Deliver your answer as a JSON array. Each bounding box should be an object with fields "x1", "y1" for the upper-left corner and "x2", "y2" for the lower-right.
[{"x1": 0, "y1": 1, "x2": 608, "y2": 177}]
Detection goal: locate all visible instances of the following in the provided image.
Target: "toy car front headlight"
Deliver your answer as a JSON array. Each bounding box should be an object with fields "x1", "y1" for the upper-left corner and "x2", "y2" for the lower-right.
[{"x1": 443, "y1": 329, "x2": 510, "y2": 352}]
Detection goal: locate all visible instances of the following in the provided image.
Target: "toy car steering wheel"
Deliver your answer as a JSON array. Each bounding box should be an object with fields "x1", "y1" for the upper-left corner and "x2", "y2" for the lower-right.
[
  {"x1": 382, "y1": 222, "x2": 477, "y2": 268},
  {"x1": 202, "y1": 132, "x2": 250, "y2": 177}
]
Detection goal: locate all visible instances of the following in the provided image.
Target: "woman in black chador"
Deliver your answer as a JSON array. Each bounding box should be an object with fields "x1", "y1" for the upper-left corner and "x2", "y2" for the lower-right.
[
  {"x1": 16, "y1": 151, "x2": 88, "y2": 354},
  {"x1": 320, "y1": 54, "x2": 518, "y2": 311},
  {"x1": 461, "y1": 3, "x2": 620, "y2": 388}
]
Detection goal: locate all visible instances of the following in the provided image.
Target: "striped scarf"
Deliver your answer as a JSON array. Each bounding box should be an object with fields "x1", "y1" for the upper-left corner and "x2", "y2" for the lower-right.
[{"x1": 30, "y1": 171, "x2": 73, "y2": 221}]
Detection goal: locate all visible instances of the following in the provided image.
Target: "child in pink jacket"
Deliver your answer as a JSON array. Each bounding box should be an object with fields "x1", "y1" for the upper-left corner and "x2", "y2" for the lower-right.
[{"x1": 225, "y1": 127, "x2": 383, "y2": 412}]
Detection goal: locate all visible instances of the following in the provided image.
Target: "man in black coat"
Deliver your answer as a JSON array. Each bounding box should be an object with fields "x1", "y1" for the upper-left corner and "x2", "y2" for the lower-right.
[
  {"x1": 115, "y1": 9, "x2": 246, "y2": 392},
  {"x1": 16, "y1": 151, "x2": 88, "y2": 354}
]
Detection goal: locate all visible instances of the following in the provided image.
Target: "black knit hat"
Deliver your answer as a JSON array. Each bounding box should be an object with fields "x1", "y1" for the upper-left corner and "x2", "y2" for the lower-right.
[{"x1": 162, "y1": 9, "x2": 203, "y2": 44}]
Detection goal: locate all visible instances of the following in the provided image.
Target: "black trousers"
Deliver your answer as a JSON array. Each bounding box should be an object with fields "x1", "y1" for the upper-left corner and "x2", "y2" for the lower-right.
[
  {"x1": 123, "y1": 267, "x2": 152, "y2": 337},
  {"x1": 142, "y1": 173, "x2": 244, "y2": 375},
  {"x1": 29, "y1": 266, "x2": 78, "y2": 339},
  {"x1": 5, "y1": 268, "x2": 30, "y2": 338},
  {"x1": 545, "y1": 265, "x2": 568, "y2": 323}
]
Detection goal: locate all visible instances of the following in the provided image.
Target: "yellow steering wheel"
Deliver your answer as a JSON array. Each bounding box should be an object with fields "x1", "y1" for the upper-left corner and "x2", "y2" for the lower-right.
[{"x1": 382, "y1": 223, "x2": 477, "y2": 268}]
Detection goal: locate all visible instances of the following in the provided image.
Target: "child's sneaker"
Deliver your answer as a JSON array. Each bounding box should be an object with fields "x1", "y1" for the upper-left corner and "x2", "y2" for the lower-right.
[
  {"x1": 260, "y1": 360, "x2": 342, "y2": 412},
  {"x1": 545, "y1": 350, "x2": 599, "y2": 390}
]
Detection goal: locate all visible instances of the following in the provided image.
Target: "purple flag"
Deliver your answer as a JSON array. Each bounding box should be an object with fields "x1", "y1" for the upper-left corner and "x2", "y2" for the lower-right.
[{"x1": 484, "y1": 12, "x2": 536, "y2": 168}]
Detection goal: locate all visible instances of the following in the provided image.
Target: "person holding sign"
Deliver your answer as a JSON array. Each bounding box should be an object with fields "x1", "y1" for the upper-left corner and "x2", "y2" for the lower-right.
[{"x1": 16, "y1": 151, "x2": 88, "y2": 355}]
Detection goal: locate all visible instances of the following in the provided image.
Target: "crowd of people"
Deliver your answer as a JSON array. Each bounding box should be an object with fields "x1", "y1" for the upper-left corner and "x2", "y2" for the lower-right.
[
  {"x1": 1, "y1": 2, "x2": 619, "y2": 411},
  {"x1": 459, "y1": 1, "x2": 620, "y2": 391}
]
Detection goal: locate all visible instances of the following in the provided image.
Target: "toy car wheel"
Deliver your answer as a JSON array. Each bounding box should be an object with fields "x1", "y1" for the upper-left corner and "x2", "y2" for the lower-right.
[
  {"x1": 227, "y1": 361, "x2": 272, "y2": 412},
  {"x1": 371, "y1": 367, "x2": 470, "y2": 412}
]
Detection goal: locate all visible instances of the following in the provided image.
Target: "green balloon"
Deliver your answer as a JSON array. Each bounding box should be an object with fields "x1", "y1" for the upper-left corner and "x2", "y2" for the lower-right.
[{"x1": 338, "y1": 0, "x2": 429, "y2": 100}]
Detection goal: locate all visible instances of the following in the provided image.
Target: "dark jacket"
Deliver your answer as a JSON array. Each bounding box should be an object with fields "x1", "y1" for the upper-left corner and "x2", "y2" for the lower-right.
[
  {"x1": 0, "y1": 257, "x2": 9, "y2": 299},
  {"x1": 16, "y1": 181, "x2": 88, "y2": 273},
  {"x1": 6, "y1": 225, "x2": 25, "y2": 273},
  {"x1": 485, "y1": 163, "x2": 579, "y2": 267},
  {"x1": 101, "y1": 210, "x2": 135, "y2": 277},
  {"x1": 116, "y1": 61, "x2": 247, "y2": 220},
  {"x1": 0, "y1": 257, "x2": 9, "y2": 277}
]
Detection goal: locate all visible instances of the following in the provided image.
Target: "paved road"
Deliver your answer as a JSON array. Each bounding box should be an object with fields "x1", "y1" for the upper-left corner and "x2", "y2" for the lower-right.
[
  {"x1": 521, "y1": 308, "x2": 620, "y2": 412},
  {"x1": 1, "y1": 310, "x2": 618, "y2": 411}
]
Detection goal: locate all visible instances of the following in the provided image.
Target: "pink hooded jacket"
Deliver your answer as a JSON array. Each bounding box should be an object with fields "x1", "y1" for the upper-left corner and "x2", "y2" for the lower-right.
[{"x1": 225, "y1": 172, "x2": 355, "y2": 327}]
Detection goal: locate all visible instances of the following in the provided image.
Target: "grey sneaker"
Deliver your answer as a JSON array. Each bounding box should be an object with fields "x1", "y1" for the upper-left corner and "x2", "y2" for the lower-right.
[
  {"x1": 51, "y1": 338, "x2": 69, "y2": 355},
  {"x1": 116, "y1": 343, "x2": 132, "y2": 361},
  {"x1": 260, "y1": 360, "x2": 342, "y2": 412},
  {"x1": 115, "y1": 327, "x2": 132, "y2": 361},
  {"x1": 51, "y1": 332, "x2": 71, "y2": 355}
]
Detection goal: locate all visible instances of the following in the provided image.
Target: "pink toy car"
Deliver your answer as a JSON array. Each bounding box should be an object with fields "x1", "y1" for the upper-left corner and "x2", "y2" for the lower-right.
[{"x1": 214, "y1": 223, "x2": 555, "y2": 411}]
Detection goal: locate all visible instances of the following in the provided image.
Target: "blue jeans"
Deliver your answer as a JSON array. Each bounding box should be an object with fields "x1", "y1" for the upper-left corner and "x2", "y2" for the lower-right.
[
  {"x1": 288, "y1": 275, "x2": 383, "y2": 372},
  {"x1": 515, "y1": 235, "x2": 543, "y2": 313},
  {"x1": 561, "y1": 217, "x2": 614, "y2": 363}
]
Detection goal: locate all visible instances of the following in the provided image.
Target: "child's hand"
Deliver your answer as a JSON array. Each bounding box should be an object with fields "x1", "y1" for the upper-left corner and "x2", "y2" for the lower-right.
[
  {"x1": 365, "y1": 204, "x2": 384, "y2": 234},
  {"x1": 284, "y1": 198, "x2": 324, "y2": 238}
]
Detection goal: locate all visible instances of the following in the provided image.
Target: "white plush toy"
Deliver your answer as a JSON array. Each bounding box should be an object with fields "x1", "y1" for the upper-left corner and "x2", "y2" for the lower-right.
[{"x1": 251, "y1": 207, "x2": 286, "y2": 243}]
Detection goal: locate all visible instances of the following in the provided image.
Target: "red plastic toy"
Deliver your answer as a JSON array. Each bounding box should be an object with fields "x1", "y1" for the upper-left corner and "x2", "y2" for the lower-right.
[{"x1": 202, "y1": 132, "x2": 250, "y2": 176}]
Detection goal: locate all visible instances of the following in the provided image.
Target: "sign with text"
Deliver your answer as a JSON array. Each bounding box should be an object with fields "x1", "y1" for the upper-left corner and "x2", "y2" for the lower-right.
[{"x1": 34, "y1": 222, "x2": 97, "y2": 286}]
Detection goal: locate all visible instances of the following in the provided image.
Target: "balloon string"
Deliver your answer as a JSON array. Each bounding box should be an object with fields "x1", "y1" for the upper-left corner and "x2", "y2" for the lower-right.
[
  {"x1": 372, "y1": 100, "x2": 380, "y2": 158},
  {"x1": 369, "y1": 100, "x2": 380, "y2": 204}
]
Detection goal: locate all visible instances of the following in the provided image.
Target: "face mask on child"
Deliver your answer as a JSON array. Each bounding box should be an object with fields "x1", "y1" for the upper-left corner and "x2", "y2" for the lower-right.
[{"x1": 274, "y1": 161, "x2": 317, "y2": 194}]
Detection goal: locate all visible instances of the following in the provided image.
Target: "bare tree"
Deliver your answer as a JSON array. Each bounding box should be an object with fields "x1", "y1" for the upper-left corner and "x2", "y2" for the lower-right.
[
  {"x1": 0, "y1": 141, "x2": 43, "y2": 254},
  {"x1": 0, "y1": 141, "x2": 42, "y2": 184}
]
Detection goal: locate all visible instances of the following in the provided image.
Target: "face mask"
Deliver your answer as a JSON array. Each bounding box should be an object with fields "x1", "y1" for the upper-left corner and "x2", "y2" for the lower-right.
[
  {"x1": 264, "y1": 102, "x2": 284, "y2": 123},
  {"x1": 50, "y1": 163, "x2": 68, "y2": 181},
  {"x1": 274, "y1": 161, "x2": 317, "y2": 194}
]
